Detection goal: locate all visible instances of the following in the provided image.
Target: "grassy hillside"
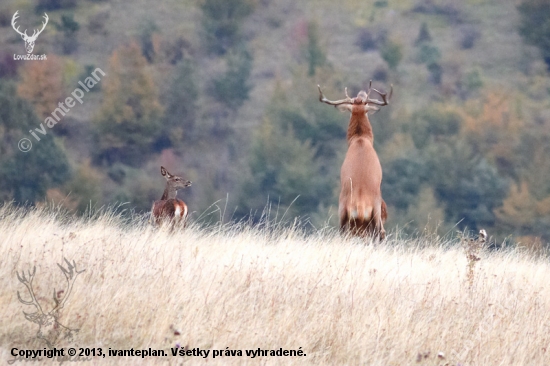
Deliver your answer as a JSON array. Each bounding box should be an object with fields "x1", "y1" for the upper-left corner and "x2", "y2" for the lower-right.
[
  {"x1": 1, "y1": 206, "x2": 549, "y2": 364},
  {"x1": 1, "y1": 1, "x2": 550, "y2": 241}
]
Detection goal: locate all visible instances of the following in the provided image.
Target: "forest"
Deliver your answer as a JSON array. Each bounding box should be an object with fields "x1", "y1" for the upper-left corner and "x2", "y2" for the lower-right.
[{"x1": 0, "y1": 0, "x2": 549, "y2": 247}]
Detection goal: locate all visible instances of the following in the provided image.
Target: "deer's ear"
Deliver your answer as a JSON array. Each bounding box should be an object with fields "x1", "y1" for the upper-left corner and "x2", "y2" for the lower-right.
[
  {"x1": 163, "y1": 167, "x2": 174, "y2": 179},
  {"x1": 20, "y1": 34, "x2": 25, "y2": 40},
  {"x1": 160, "y1": 166, "x2": 168, "y2": 177},
  {"x1": 365, "y1": 105, "x2": 380, "y2": 114},
  {"x1": 336, "y1": 104, "x2": 352, "y2": 113}
]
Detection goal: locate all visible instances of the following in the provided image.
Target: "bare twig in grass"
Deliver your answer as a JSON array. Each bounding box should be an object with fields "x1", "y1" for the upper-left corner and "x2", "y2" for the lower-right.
[{"x1": 459, "y1": 229, "x2": 487, "y2": 288}]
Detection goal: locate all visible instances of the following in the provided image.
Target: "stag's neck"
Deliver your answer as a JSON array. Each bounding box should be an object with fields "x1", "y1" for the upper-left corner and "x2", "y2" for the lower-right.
[
  {"x1": 347, "y1": 110, "x2": 374, "y2": 143},
  {"x1": 161, "y1": 186, "x2": 178, "y2": 200}
]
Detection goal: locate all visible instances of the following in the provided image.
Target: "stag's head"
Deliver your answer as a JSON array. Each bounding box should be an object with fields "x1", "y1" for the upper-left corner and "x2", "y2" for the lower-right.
[
  {"x1": 16, "y1": 259, "x2": 84, "y2": 348},
  {"x1": 12, "y1": 11, "x2": 49, "y2": 54},
  {"x1": 318, "y1": 80, "x2": 393, "y2": 114}
]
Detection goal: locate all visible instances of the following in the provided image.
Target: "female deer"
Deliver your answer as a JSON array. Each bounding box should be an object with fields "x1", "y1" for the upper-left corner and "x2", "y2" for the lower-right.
[{"x1": 151, "y1": 166, "x2": 192, "y2": 227}]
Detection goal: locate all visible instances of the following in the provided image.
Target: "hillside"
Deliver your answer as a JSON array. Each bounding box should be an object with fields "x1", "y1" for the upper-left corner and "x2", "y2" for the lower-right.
[{"x1": 0, "y1": 0, "x2": 550, "y2": 245}]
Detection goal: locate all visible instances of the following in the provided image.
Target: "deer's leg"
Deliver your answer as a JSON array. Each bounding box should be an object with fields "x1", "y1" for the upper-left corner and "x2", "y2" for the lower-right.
[
  {"x1": 372, "y1": 204, "x2": 386, "y2": 241},
  {"x1": 339, "y1": 211, "x2": 349, "y2": 235}
]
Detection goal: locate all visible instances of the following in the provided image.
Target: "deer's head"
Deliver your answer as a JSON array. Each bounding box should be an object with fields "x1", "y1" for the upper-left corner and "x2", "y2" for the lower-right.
[
  {"x1": 161, "y1": 166, "x2": 192, "y2": 191},
  {"x1": 317, "y1": 80, "x2": 392, "y2": 115},
  {"x1": 16, "y1": 259, "x2": 84, "y2": 348},
  {"x1": 12, "y1": 11, "x2": 49, "y2": 54}
]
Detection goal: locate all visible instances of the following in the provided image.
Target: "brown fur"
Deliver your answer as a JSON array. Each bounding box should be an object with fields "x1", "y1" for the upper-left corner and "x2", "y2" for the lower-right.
[
  {"x1": 151, "y1": 199, "x2": 188, "y2": 226},
  {"x1": 338, "y1": 105, "x2": 386, "y2": 239}
]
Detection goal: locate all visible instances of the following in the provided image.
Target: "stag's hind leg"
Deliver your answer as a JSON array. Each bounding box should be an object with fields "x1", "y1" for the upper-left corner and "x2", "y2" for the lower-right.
[
  {"x1": 339, "y1": 211, "x2": 350, "y2": 235},
  {"x1": 372, "y1": 204, "x2": 386, "y2": 241}
]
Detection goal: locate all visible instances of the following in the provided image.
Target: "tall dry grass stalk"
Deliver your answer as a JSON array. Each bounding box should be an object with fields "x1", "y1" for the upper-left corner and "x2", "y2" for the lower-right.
[{"x1": 0, "y1": 204, "x2": 549, "y2": 365}]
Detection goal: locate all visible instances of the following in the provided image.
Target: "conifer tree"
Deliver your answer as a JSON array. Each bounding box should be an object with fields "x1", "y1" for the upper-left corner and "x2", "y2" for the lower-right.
[
  {"x1": 94, "y1": 42, "x2": 163, "y2": 166},
  {"x1": 0, "y1": 81, "x2": 70, "y2": 203}
]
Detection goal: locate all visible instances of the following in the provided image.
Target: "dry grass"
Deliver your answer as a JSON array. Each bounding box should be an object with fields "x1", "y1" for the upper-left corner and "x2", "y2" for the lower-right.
[{"x1": 1, "y1": 205, "x2": 549, "y2": 365}]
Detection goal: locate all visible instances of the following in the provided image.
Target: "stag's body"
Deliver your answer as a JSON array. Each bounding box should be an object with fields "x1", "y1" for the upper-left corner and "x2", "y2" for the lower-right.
[
  {"x1": 151, "y1": 166, "x2": 191, "y2": 228},
  {"x1": 318, "y1": 83, "x2": 391, "y2": 240},
  {"x1": 340, "y1": 101, "x2": 384, "y2": 238}
]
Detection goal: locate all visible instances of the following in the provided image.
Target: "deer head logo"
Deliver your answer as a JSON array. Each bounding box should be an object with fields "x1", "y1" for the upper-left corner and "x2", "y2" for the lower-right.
[
  {"x1": 16, "y1": 258, "x2": 85, "y2": 348},
  {"x1": 11, "y1": 10, "x2": 49, "y2": 54}
]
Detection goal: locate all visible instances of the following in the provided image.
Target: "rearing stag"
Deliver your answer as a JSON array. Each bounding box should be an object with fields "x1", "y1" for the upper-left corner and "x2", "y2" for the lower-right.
[{"x1": 318, "y1": 81, "x2": 392, "y2": 240}]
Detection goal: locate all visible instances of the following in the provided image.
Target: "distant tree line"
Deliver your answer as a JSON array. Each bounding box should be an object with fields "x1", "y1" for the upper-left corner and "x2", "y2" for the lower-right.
[{"x1": 0, "y1": 0, "x2": 549, "y2": 248}]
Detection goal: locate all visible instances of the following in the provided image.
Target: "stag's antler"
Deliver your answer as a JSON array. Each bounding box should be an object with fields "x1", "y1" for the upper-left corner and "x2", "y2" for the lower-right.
[
  {"x1": 16, "y1": 266, "x2": 46, "y2": 319},
  {"x1": 11, "y1": 11, "x2": 48, "y2": 40},
  {"x1": 30, "y1": 13, "x2": 49, "y2": 40},
  {"x1": 52, "y1": 258, "x2": 85, "y2": 314},
  {"x1": 365, "y1": 80, "x2": 393, "y2": 106},
  {"x1": 318, "y1": 85, "x2": 354, "y2": 106},
  {"x1": 11, "y1": 11, "x2": 28, "y2": 38}
]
